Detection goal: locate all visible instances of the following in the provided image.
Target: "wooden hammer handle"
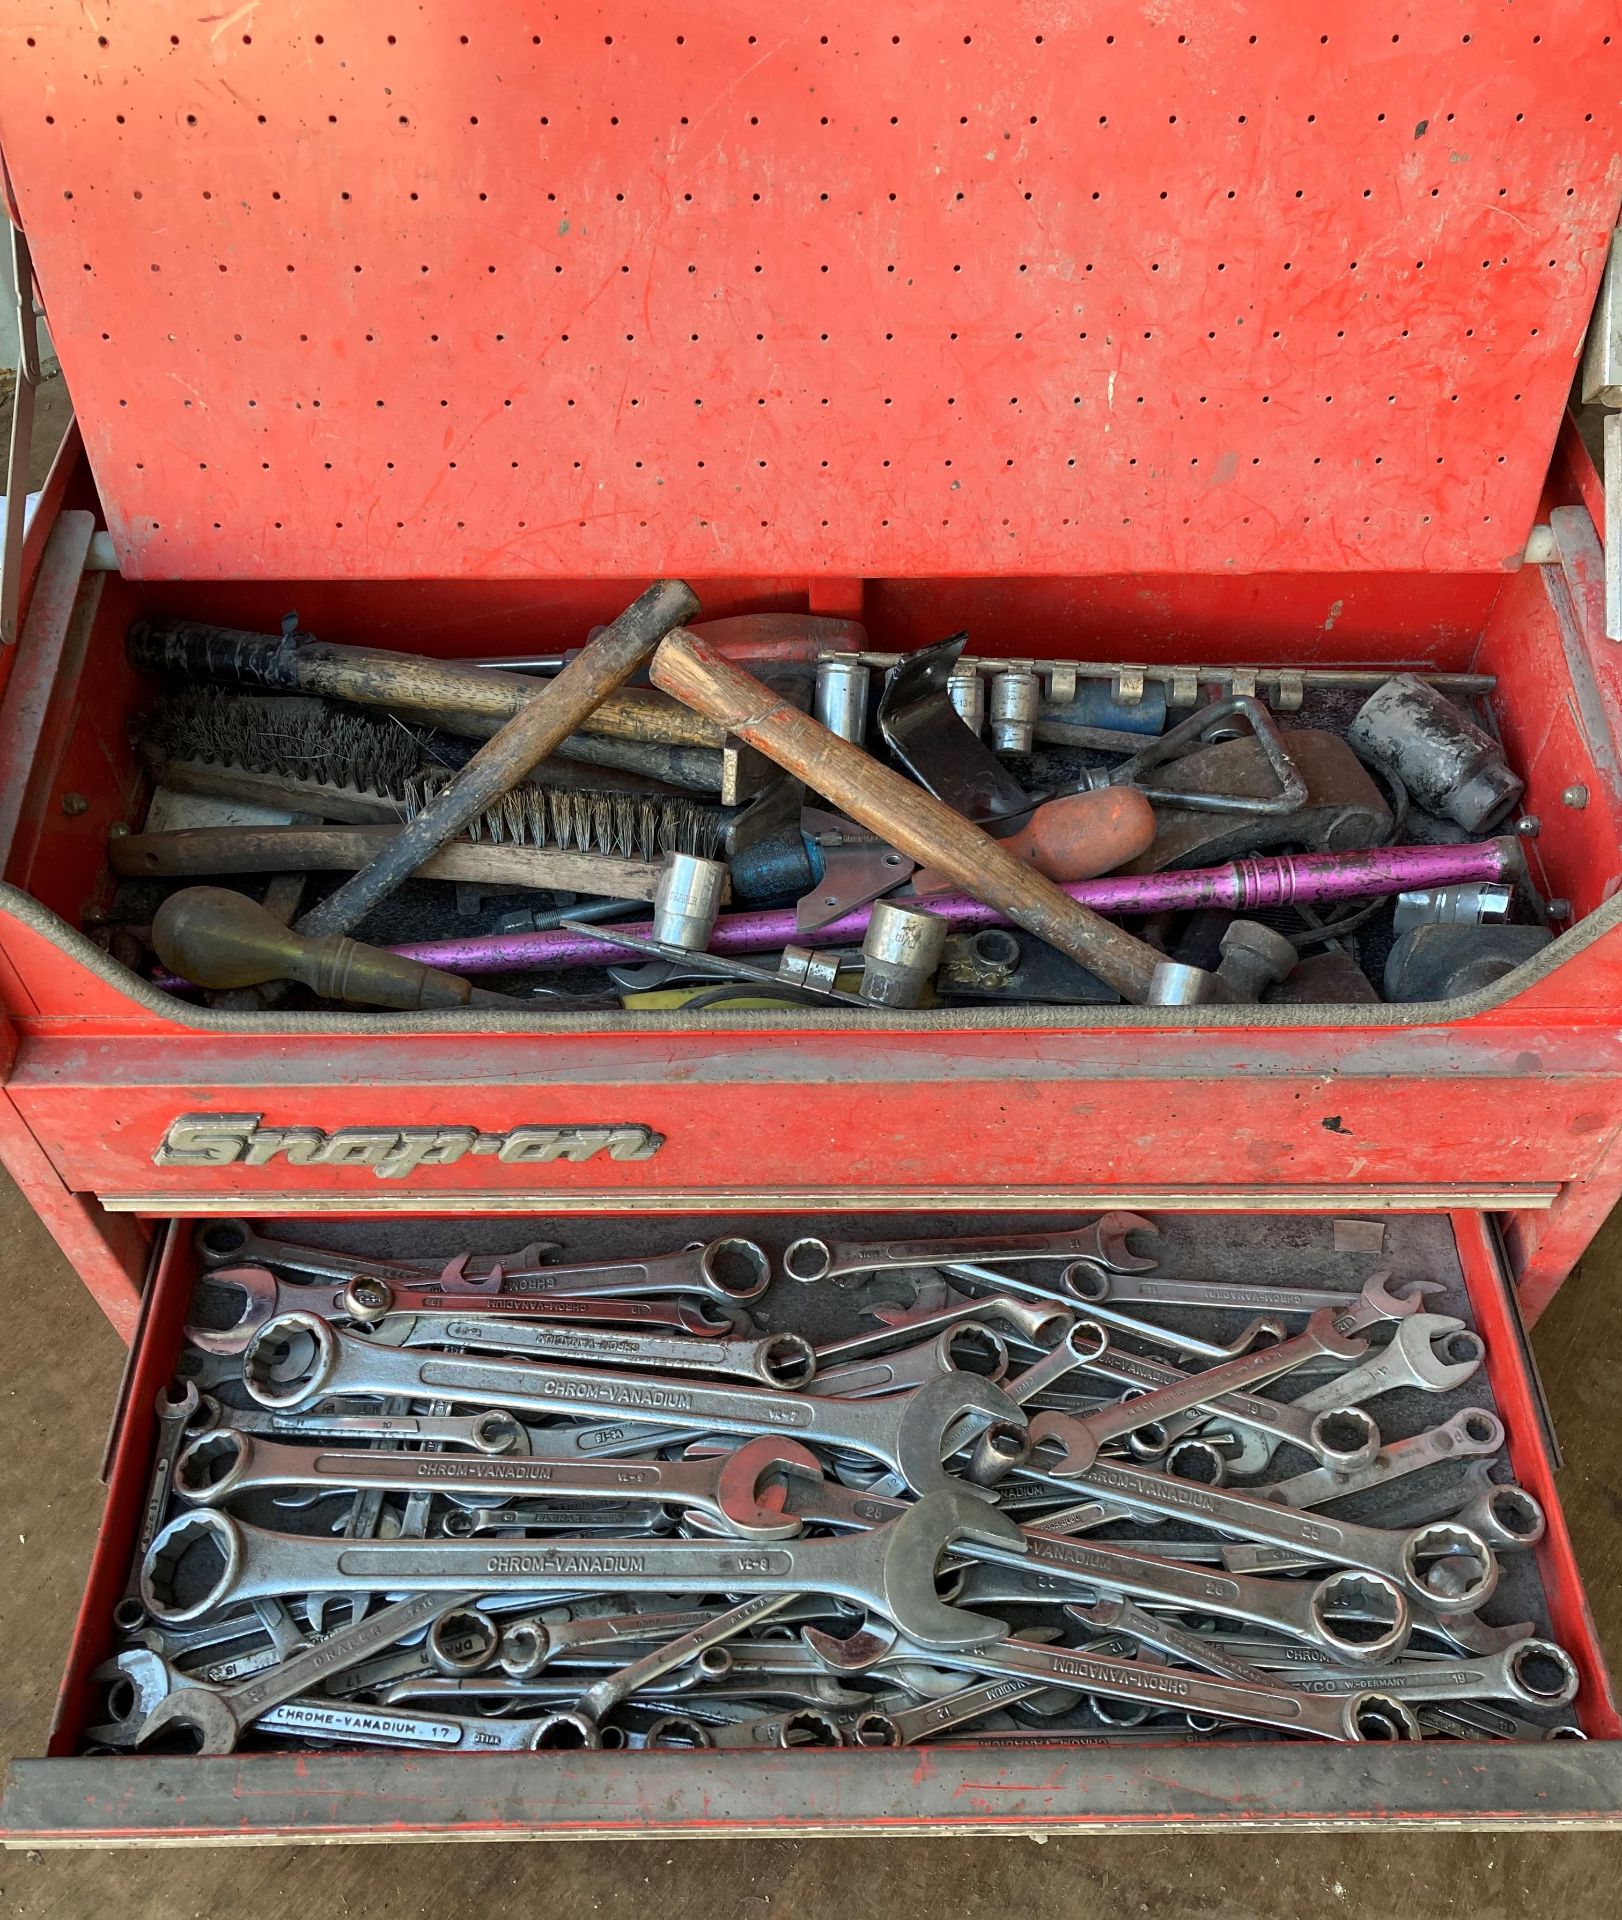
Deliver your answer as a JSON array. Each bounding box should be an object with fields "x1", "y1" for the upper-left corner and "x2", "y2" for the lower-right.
[
  {"x1": 650, "y1": 630, "x2": 1165, "y2": 1003},
  {"x1": 296, "y1": 580, "x2": 700, "y2": 939}
]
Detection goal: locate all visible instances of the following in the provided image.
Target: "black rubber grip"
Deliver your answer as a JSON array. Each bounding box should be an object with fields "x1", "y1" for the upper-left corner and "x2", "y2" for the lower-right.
[{"x1": 126, "y1": 617, "x2": 306, "y2": 691}]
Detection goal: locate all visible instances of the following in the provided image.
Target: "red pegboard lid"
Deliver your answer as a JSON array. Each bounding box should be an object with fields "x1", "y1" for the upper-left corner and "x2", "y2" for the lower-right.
[{"x1": 1, "y1": 2, "x2": 1619, "y2": 582}]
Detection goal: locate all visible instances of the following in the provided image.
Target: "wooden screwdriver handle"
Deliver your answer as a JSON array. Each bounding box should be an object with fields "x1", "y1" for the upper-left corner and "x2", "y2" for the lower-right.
[{"x1": 651, "y1": 630, "x2": 1167, "y2": 1003}]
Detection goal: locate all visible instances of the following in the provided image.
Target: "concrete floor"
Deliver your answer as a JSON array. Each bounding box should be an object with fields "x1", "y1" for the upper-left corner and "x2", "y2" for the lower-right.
[{"x1": 1, "y1": 1186, "x2": 1621, "y2": 1913}]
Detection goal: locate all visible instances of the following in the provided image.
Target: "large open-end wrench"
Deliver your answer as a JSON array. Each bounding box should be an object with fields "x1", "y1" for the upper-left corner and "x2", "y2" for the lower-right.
[
  {"x1": 1022, "y1": 1455, "x2": 1498, "y2": 1613},
  {"x1": 189, "y1": 1260, "x2": 746, "y2": 1355},
  {"x1": 356, "y1": 1312, "x2": 814, "y2": 1389},
  {"x1": 802, "y1": 1620, "x2": 1418, "y2": 1743},
  {"x1": 131, "y1": 1588, "x2": 481, "y2": 1753},
  {"x1": 1027, "y1": 1307, "x2": 1379, "y2": 1477},
  {"x1": 777, "y1": 1463, "x2": 1407, "y2": 1664},
  {"x1": 174, "y1": 1428, "x2": 812, "y2": 1541},
  {"x1": 783, "y1": 1213, "x2": 1158, "y2": 1285},
  {"x1": 814, "y1": 1294, "x2": 1072, "y2": 1365},
  {"x1": 242, "y1": 1312, "x2": 1026, "y2": 1496},
  {"x1": 140, "y1": 1488, "x2": 1021, "y2": 1649}
]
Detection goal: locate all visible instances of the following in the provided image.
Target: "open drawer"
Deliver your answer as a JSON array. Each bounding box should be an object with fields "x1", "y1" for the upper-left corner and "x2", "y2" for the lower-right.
[
  {"x1": 3, "y1": 1203, "x2": 1619, "y2": 1843},
  {"x1": 3, "y1": 440, "x2": 1622, "y2": 1350}
]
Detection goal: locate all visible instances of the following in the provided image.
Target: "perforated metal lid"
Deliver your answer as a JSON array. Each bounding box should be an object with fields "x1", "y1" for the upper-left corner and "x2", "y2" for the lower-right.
[{"x1": 1, "y1": 4, "x2": 1617, "y2": 580}]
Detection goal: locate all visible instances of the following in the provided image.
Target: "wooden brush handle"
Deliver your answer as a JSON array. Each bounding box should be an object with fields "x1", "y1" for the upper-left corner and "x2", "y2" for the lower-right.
[
  {"x1": 650, "y1": 630, "x2": 1167, "y2": 1003},
  {"x1": 111, "y1": 826, "x2": 668, "y2": 901},
  {"x1": 297, "y1": 581, "x2": 700, "y2": 938}
]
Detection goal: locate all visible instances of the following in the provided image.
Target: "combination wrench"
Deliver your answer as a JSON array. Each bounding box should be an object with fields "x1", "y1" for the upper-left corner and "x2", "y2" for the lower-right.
[
  {"x1": 812, "y1": 1294, "x2": 1073, "y2": 1364},
  {"x1": 801, "y1": 1620, "x2": 1419, "y2": 1744},
  {"x1": 140, "y1": 1487, "x2": 1021, "y2": 1649},
  {"x1": 806, "y1": 1326, "x2": 1008, "y2": 1398},
  {"x1": 1130, "y1": 1311, "x2": 1487, "y2": 1476},
  {"x1": 241, "y1": 1311, "x2": 1027, "y2": 1497},
  {"x1": 1020, "y1": 1455, "x2": 1498, "y2": 1613},
  {"x1": 1252, "y1": 1408, "x2": 1506, "y2": 1510},
  {"x1": 189, "y1": 1257, "x2": 747, "y2": 1355},
  {"x1": 174, "y1": 1428, "x2": 808, "y2": 1541},
  {"x1": 783, "y1": 1214, "x2": 1157, "y2": 1285},
  {"x1": 131, "y1": 1587, "x2": 482, "y2": 1753},
  {"x1": 775, "y1": 1461, "x2": 1408, "y2": 1664},
  {"x1": 1213, "y1": 1637, "x2": 1580, "y2": 1711},
  {"x1": 356, "y1": 1312, "x2": 814, "y2": 1389},
  {"x1": 194, "y1": 1219, "x2": 557, "y2": 1288},
  {"x1": 112, "y1": 1380, "x2": 206, "y2": 1632},
  {"x1": 946, "y1": 1262, "x2": 1284, "y2": 1362},
  {"x1": 1027, "y1": 1305, "x2": 1392, "y2": 1477},
  {"x1": 217, "y1": 1402, "x2": 535, "y2": 1456}
]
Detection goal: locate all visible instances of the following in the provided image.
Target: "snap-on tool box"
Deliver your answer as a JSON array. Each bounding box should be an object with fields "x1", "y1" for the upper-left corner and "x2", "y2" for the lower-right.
[{"x1": 1, "y1": 0, "x2": 1622, "y2": 1839}]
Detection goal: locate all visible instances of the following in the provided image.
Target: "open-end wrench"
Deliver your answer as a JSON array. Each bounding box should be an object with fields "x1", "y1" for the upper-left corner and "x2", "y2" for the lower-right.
[
  {"x1": 783, "y1": 1213, "x2": 1158, "y2": 1285},
  {"x1": 189, "y1": 1262, "x2": 743, "y2": 1356},
  {"x1": 774, "y1": 1459, "x2": 1407, "y2": 1664},
  {"x1": 1028, "y1": 1307, "x2": 1374, "y2": 1477},
  {"x1": 946, "y1": 1263, "x2": 1285, "y2": 1363},
  {"x1": 1021, "y1": 1455, "x2": 1498, "y2": 1614},
  {"x1": 175, "y1": 1428, "x2": 810, "y2": 1541},
  {"x1": 242, "y1": 1312, "x2": 1027, "y2": 1497},
  {"x1": 802, "y1": 1620, "x2": 1418, "y2": 1744},
  {"x1": 1059, "y1": 1596, "x2": 1272, "y2": 1685},
  {"x1": 358, "y1": 1313, "x2": 813, "y2": 1389},
  {"x1": 1253, "y1": 1408, "x2": 1506, "y2": 1510},
  {"x1": 814, "y1": 1294, "x2": 1073, "y2": 1365},
  {"x1": 131, "y1": 1588, "x2": 482, "y2": 1753},
  {"x1": 806, "y1": 1326, "x2": 1008, "y2": 1399},
  {"x1": 422, "y1": 1240, "x2": 774, "y2": 1303},
  {"x1": 113, "y1": 1380, "x2": 206, "y2": 1632},
  {"x1": 141, "y1": 1487, "x2": 1022, "y2": 1649}
]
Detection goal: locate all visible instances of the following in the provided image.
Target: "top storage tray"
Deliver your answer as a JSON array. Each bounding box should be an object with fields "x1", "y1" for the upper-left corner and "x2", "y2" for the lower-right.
[{"x1": 1, "y1": 2, "x2": 1619, "y2": 579}]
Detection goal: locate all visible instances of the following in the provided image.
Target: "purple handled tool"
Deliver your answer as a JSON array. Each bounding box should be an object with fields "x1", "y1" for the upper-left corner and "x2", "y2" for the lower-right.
[{"x1": 390, "y1": 838, "x2": 1524, "y2": 977}]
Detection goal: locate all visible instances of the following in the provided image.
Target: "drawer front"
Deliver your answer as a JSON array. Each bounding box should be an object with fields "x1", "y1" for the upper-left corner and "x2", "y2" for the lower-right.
[{"x1": 3, "y1": 1205, "x2": 1618, "y2": 1843}]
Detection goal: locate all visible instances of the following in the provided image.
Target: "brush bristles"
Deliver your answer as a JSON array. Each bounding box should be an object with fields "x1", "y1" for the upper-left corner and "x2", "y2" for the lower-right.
[
  {"x1": 141, "y1": 689, "x2": 420, "y2": 799},
  {"x1": 405, "y1": 771, "x2": 724, "y2": 860},
  {"x1": 140, "y1": 690, "x2": 727, "y2": 860}
]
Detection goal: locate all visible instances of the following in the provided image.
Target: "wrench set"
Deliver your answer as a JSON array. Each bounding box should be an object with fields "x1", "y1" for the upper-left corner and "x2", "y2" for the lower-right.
[{"x1": 85, "y1": 1210, "x2": 1584, "y2": 1759}]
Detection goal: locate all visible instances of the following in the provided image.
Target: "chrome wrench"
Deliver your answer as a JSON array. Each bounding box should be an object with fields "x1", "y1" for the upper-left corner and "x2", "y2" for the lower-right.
[
  {"x1": 1254, "y1": 1408, "x2": 1506, "y2": 1510},
  {"x1": 947, "y1": 1262, "x2": 1284, "y2": 1362},
  {"x1": 1217, "y1": 1637, "x2": 1579, "y2": 1711},
  {"x1": 359, "y1": 1313, "x2": 814, "y2": 1389},
  {"x1": 1023, "y1": 1456, "x2": 1498, "y2": 1613},
  {"x1": 189, "y1": 1262, "x2": 742, "y2": 1355},
  {"x1": 217, "y1": 1403, "x2": 534, "y2": 1456},
  {"x1": 132, "y1": 1588, "x2": 482, "y2": 1753},
  {"x1": 174, "y1": 1427, "x2": 807, "y2": 1541},
  {"x1": 780, "y1": 1466, "x2": 1407, "y2": 1664},
  {"x1": 113, "y1": 1380, "x2": 205, "y2": 1632},
  {"x1": 803, "y1": 1621, "x2": 1418, "y2": 1744},
  {"x1": 140, "y1": 1488, "x2": 1021, "y2": 1650},
  {"x1": 1027, "y1": 1306, "x2": 1373, "y2": 1476},
  {"x1": 813, "y1": 1294, "x2": 1073, "y2": 1364},
  {"x1": 241, "y1": 1312, "x2": 1027, "y2": 1497},
  {"x1": 783, "y1": 1213, "x2": 1157, "y2": 1284},
  {"x1": 806, "y1": 1326, "x2": 1008, "y2": 1398}
]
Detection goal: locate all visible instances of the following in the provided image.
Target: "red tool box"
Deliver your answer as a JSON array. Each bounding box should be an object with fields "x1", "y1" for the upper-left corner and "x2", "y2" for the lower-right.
[{"x1": 0, "y1": 0, "x2": 1620, "y2": 1838}]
